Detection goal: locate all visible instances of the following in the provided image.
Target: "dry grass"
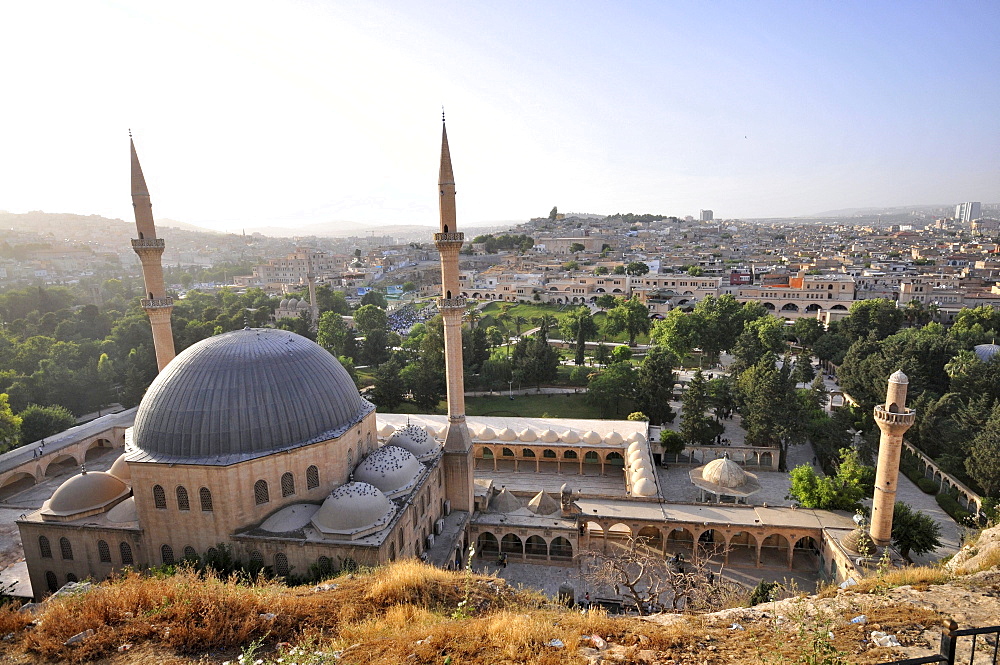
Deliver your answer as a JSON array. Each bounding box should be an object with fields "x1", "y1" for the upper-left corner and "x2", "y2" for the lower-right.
[{"x1": 815, "y1": 564, "x2": 953, "y2": 599}]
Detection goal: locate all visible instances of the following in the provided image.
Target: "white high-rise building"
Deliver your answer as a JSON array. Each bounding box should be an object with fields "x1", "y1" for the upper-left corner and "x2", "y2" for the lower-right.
[
  {"x1": 699, "y1": 209, "x2": 714, "y2": 222},
  {"x1": 955, "y1": 202, "x2": 981, "y2": 223}
]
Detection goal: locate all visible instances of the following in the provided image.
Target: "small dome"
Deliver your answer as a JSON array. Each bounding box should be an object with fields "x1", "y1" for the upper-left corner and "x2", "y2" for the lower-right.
[
  {"x1": 387, "y1": 424, "x2": 439, "y2": 461},
  {"x1": 627, "y1": 449, "x2": 643, "y2": 464},
  {"x1": 311, "y1": 482, "x2": 394, "y2": 536},
  {"x1": 632, "y1": 466, "x2": 652, "y2": 481},
  {"x1": 626, "y1": 432, "x2": 647, "y2": 444},
  {"x1": 477, "y1": 426, "x2": 497, "y2": 441},
  {"x1": 261, "y1": 503, "x2": 319, "y2": 533},
  {"x1": 527, "y1": 490, "x2": 560, "y2": 515},
  {"x1": 287, "y1": 298, "x2": 299, "y2": 308},
  {"x1": 436, "y1": 425, "x2": 449, "y2": 438},
  {"x1": 539, "y1": 429, "x2": 559, "y2": 443},
  {"x1": 279, "y1": 299, "x2": 289, "y2": 308},
  {"x1": 582, "y1": 431, "x2": 602, "y2": 445},
  {"x1": 632, "y1": 477, "x2": 656, "y2": 497},
  {"x1": 518, "y1": 428, "x2": 537, "y2": 442},
  {"x1": 424, "y1": 425, "x2": 437, "y2": 439},
  {"x1": 497, "y1": 427, "x2": 517, "y2": 441},
  {"x1": 629, "y1": 459, "x2": 646, "y2": 473},
  {"x1": 627, "y1": 441, "x2": 642, "y2": 455},
  {"x1": 490, "y1": 487, "x2": 523, "y2": 513},
  {"x1": 353, "y1": 445, "x2": 422, "y2": 498},
  {"x1": 560, "y1": 430, "x2": 580, "y2": 444},
  {"x1": 107, "y1": 454, "x2": 130, "y2": 482},
  {"x1": 974, "y1": 344, "x2": 1000, "y2": 363},
  {"x1": 297, "y1": 299, "x2": 310, "y2": 309},
  {"x1": 106, "y1": 496, "x2": 138, "y2": 523},
  {"x1": 43, "y1": 471, "x2": 129, "y2": 517},
  {"x1": 888, "y1": 369, "x2": 908, "y2": 385},
  {"x1": 378, "y1": 422, "x2": 396, "y2": 437},
  {"x1": 605, "y1": 431, "x2": 624, "y2": 445},
  {"x1": 702, "y1": 457, "x2": 750, "y2": 489}
]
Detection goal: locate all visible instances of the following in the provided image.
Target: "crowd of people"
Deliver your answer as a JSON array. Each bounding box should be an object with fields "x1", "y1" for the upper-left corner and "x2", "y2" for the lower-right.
[{"x1": 386, "y1": 303, "x2": 430, "y2": 335}]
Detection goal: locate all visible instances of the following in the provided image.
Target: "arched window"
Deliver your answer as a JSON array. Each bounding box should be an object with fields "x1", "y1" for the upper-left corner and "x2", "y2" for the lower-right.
[
  {"x1": 176, "y1": 486, "x2": 190, "y2": 511},
  {"x1": 66, "y1": 573, "x2": 78, "y2": 583},
  {"x1": 275, "y1": 552, "x2": 289, "y2": 577},
  {"x1": 183, "y1": 546, "x2": 197, "y2": 560},
  {"x1": 200, "y1": 487, "x2": 213, "y2": 512},
  {"x1": 348, "y1": 448, "x2": 354, "y2": 469},
  {"x1": 542, "y1": 449, "x2": 557, "y2": 459},
  {"x1": 120, "y1": 542, "x2": 134, "y2": 565},
  {"x1": 254, "y1": 479, "x2": 269, "y2": 505},
  {"x1": 306, "y1": 465, "x2": 319, "y2": 489},
  {"x1": 98, "y1": 540, "x2": 111, "y2": 563},
  {"x1": 45, "y1": 571, "x2": 58, "y2": 592},
  {"x1": 59, "y1": 537, "x2": 73, "y2": 560},
  {"x1": 206, "y1": 547, "x2": 218, "y2": 560},
  {"x1": 249, "y1": 550, "x2": 264, "y2": 569},
  {"x1": 281, "y1": 472, "x2": 295, "y2": 497},
  {"x1": 161, "y1": 544, "x2": 174, "y2": 565},
  {"x1": 317, "y1": 555, "x2": 332, "y2": 573},
  {"x1": 38, "y1": 535, "x2": 52, "y2": 558},
  {"x1": 153, "y1": 484, "x2": 167, "y2": 509}
]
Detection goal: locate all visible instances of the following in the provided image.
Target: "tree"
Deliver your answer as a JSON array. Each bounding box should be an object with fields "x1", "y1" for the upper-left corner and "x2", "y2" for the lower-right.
[
  {"x1": 360, "y1": 289, "x2": 388, "y2": 309},
  {"x1": 549, "y1": 206, "x2": 558, "y2": 220},
  {"x1": 610, "y1": 345, "x2": 632, "y2": 364},
  {"x1": 561, "y1": 307, "x2": 599, "y2": 366},
  {"x1": 317, "y1": 311, "x2": 350, "y2": 357},
  {"x1": 0, "y1": 394, "x2": 22, "y2": 452},
  {"x1": 568, "y1": 243, "x2": 585, "y2": 254},
  {"x1": 586, "y1": 363, "x2": 636, "y2": 417},
  {"x1": 792, "y1": 353, "x2": 816, "y2": 385},
  {"x1": 353, "y1": 304, "x2": 387, "y2": 336},
  {"x1": 604, "y1": 296, "x2": 651, "y2": 346},
  {"x1": 594, "y1": 266, "x2": 609, "y2": 276},
  {"x1": 634, "y1": 346, "x2": 677, "y2": 425},
  {"x1": 730, "y1": 315, "x2": 787, "y2": 375},
  {"x1": 361, "y1": 328, "x2": 391, "y2": 366},
  {"x1": 737, "y1": 353, "x2": 803, "y2": 470},
  {"x1": 966, "y1": 402, "x2": 1000, "y2": 496},
  {"x1": 680, "y1": 370, "x2": 718, "y2": 446},
  {"x1": 839, "y1": 299, "x2": 904, "y2": 343},
  {"x1": 369, "y1": 358, "x2": 405, "y2": 410},
  {"x1": 788, "y1": 448, "x2": 872, "y2": 511},
  {"x1": 401, "y1": 358, "x2": 444, "y2": 411},
  {"x1": 613, "y1": 265, "x2": 626, "y2": 275},
  {"x1": 790, "y1": 318, "x2": 824, "y2": 347},
  {"x1": 19, "y1": 404, "x2": 74, "y2": 445},
  {"x1": 401, "y1": 281, "x2": 417, "y2": 293},
  {"x1": 891, "y1": 501, "x2": 942, "y2": 561},
  {"x1": 659, "y1": 429, "x2": 685, "y2": 460},
  {"x1": 595, "y1": 294, "x2": 616, "y2": 311},
  {"x1": 686, "y1": 266, "x2": 704, "y2": 276},
  {"x1": 625, "y1": 261, "x2": 649, "y2": 276},
  {"x1": 562, "y1": 260, "x2": 579, "y2": 271}
]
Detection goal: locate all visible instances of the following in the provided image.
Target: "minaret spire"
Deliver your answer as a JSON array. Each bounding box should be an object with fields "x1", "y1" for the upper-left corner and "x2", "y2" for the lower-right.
[
  {"x1": 433, "y1": 115, "x2": 474, "y2": 516},
  {"x1": 129, "y1": 135, "x2": 176, "y2": 372}
]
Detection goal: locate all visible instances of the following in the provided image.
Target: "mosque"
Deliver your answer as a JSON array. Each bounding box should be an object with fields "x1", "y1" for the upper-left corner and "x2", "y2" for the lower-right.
[{"x1": 13, "y1": 124, "x2": 909, "y2": 600}]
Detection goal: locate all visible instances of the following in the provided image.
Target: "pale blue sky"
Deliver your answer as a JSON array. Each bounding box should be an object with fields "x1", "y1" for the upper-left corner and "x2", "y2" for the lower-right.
[{"x1": 1, "y1": 1, "x2": 997, "y2": 231}]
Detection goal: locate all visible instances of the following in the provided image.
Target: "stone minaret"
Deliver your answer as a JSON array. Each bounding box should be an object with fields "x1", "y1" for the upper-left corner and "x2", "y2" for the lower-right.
[
  {"x1": 306, "y1": 249, "x2": 319, "y2": 332},
  {"x1": 130, "y1": 136, "x2": 176, "y2": 372},
  {"x1": 434, "y1": 116, "x2": 474, "y2": 513},
  {"x1": 870, "y1": 370, "x2": 916, "y2": 547}
]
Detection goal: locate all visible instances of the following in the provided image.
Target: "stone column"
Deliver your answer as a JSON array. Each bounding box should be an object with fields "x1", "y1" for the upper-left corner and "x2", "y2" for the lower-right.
[{"x1": 870, "y1": 370, "x2": 916, "y2": 547}]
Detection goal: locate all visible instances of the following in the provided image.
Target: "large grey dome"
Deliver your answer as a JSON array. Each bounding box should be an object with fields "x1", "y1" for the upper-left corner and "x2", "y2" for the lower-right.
[{"x1": 131, "y1": 328, "x2": 372, "y2": 464}]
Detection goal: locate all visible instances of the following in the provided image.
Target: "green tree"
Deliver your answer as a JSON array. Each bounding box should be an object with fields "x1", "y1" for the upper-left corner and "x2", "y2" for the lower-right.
[
  {"x1": 604, "y1": 296, "x2": 651, "y2": 346},
  {"x1": 731, "y1": 316, "x2": 786, "y2": 375},
  {"x1": 659, "y1": 429, "x2": 685, "y2": 460},
  {"x1": 891, "y1": 501, "x2": 942, "y2": 561},
  {"x1": 317, "y1": 311, "x2": 350, "y2": 357},
  {"x1": 680, "y1": 370, "x2": 717, "y2": 446},
  {"x1": 586, "y1": 363, "x2": 636, "y2": 417},
  {"x1": 369, "y1": 357, "x2": 405, "y2": 410},
  {"x1": 966, "y1": 401, "x2": 1000, "y2": 496},
  {"x1": 594, "y1": 266, "x2": 609, "y2": 276},
  {"x1": 360, "y1": 289, "x2": 388, "y2": 309},
  {"x1": 738, "y1": 353, "x2": 803, "y2": 470},
  {"x1": 401, "y1": 281, "x2": 417, "y2": 293},
  {"x1": 549, "y1": 206, "x2": 558, "y2": 220},
  {"x1": 790, "y1": 317, "x2": 825, "y2": 347},
  {"x1": 562, "y1": 260, "x2": 580, "y2": 271},
  {"x1": 634, "y1": 346, "x2": 677, "y2": 425},
  {"x1": 568, "y1": 243, "x2": 585, "y2": 254},
  {"x1": 0, "y1": 394, "x2": 22, "y2": 452},
  {"x1": 788, "y1": 448, "x2": 872, "y2": 511},
  {"x1": 595, "y1": 294, "x2": 616, "y2": 311},
  {"x1": 625, "y1": 261, "x2": 649, "y2": 276},
  {"x1": 353, "y1": 304, "x2": 387, "y2": 336},
  {"x1": 561, "y1": 307, "x2": 599, "y2": 366},
  {"x1": 401, "y1": 358, "x2": 444, "y2": 411},
  {"x1": 686, "y1": 266, "x2": 704, "y2": 276},
  {"x1": 18, "y1": 403, "x2": 74, "y2": 445},
  {"x1": 792, "y1": 353, "x2": 816, "y2": 385},
  {"x1": 839, "y1": 299, "x2": 904, "y2": 343}
]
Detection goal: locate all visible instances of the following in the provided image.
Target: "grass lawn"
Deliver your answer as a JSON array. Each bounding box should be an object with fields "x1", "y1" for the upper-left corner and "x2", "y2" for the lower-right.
[
  {"x1": 478, "y1": 301, "x2": 651, "y2": 346},
  {"x1": 466, "y1": 393, "x2": 634, "y2": 419}
]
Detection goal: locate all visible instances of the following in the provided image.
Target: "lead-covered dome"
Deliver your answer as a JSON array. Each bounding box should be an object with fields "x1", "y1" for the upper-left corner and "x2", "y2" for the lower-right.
[
  {"x1": 131, "y1": 329, "x2": 371, "y2": 463},
  {"x1": 353, "y1": 445, "x2": 422, "y2": 498},
  {"x1": 311, "y1": 482, "x2": 394, "y2": 538}
]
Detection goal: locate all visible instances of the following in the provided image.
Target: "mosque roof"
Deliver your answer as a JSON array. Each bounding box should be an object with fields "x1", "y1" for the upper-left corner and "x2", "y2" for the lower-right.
[
  {"x1": 311, "y1": 482, "x2": 395, "y2": 536},
  {"x1": 689, "y1": 455, "x2": 761, "y2": 498},
  {"x1": 489, "y1": 487, "x2": 523, "y2": 513},
  {"x1": 527, "y1": 490, "x2": 560, "y2": 515},
  {"x1": 41, "y1": 471, "x2": 130, "y2": 518},
  {"x1": 108, "y1": 453, "x2": 131, "y2": 482},
  {"x1": 353, "y1": 445, "x2": 423, "y2": 498},
  {"x1": 386, "y1": 424, "x2": 440, "y2": 462},
  {"x1": 129, "y1": 329, "x2": 372, "y2": 464},
  {"x1": 974, "y1": 343, "x2": 1000, "y2": 363}
]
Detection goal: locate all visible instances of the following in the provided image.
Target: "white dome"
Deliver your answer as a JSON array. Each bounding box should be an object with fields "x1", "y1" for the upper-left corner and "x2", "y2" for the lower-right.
[
  {"x1": 497, "y1": 427, "x2": 517, "y2": 441},
  {"x1": 477, "y1": 426, "x2": 497, "y2": 441},
  {"x1": 378, "y1": 422, "x2": 396, "y2": 437},
  {"x1": 626, "y1": 432, "x2": 647, "y2": 444},
  {"x1": 539, "y1": 429, "x2": 559, "y2": 443},
  {"x1": 387, "y1": 424, "x2": 439, "y2": 461},
  {"x1": 627, "y1": 449, "x2": 643, "y2": 464},
  {"x1": 287, "y1": 298, "x2": 298, "y2": 308},
  {"x1": 888, "y1": 369, "x2": 909, "y2": 385},
  {"x1": 604, "y1": 431, "x2": 624, "y2": 445},
  {"x1": 424, "y1": 425, "x2": 437, "y2": 439},
  {"x1": 353, "y1": 445, "x2": 422, "y2": 498},
  {"x1": 42, "y1": 471, "x2": 130, "y2": 518},
  {"x1": 260, "y1": 503, "x2": 319, "y2": 533},
  {"x1": 518, "y1": 428, "x2": 538, "y2": 442},
  {"x1": 297, "y1": 299, "x2": 310, "y2": 309},
  {"x1": 436, "y1": 426, "x2": 449, "y2": 438},
  {"x1": 632, "y1": 478, "x2": 656, "y2": 497},
  {"x1": 627, "y1": 441, "x2": 642, "y2": 455},
  {"x1": 632, "y1": 466, "x2": 652, "y2": 481},
  {"x1": 279, "y1": 299, "x2": 289, "y2": 308},
  {"x1": 702, "y1": 457, "x2": 750, "y2": 489},
  {"x1": 108, "y1": 453, "x2": 130, "y2": 482},
  {"x1": 582, "y1": 430, "x2": 602, "y2": 445},
  {"x1": 311, "y1": 482, "x2": 394, "y2": 537},
  {"x1": 560, "y1": 430, "x2": 580, "y2": 444},
  {"x1": 629, "y1": 459, "x2": 646, "y2": 473},
  {"x1": 106, "y1": 496, "x2": 138, "y2": 523}
]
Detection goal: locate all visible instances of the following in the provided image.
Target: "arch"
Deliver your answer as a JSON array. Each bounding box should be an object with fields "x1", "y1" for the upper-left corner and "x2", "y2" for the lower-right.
[
  {"x1": 206, "y1": 547, "x2": 218, "y2": 560},
  {"x1": 830, "y1": 304, "x2": 848, "y2": 311},
  {"x1": 476, "y1": 532, "x2": 499, "y2": 556},
  {"x1": 38, "y1": 535, "x2": 52, "y2": 558},
  {"x1": 584, "y1": 451, "x2": 600, "y2": 464},
  {"x1": 45, "y1": 570, "x2": 58, "y2": 592},
  {"x1": 793, "y1": 536, "x2": 820, "y2": 571},
  {"x1": 542, "y1": 449, "x2": 557, "y2": 459},
  {"x1": 183, "y1": 545, "x2": 198, "y2": 560},
  {"x1": 500, "y1": 533, "x2": 523, "y2": 556},
  {"x1": 317, "y1": 556, "x2": 333, "y2": 574},
  {"x1": 59, "y1": 537, "x2": 73, "y2": 560},
  {"x1": 605, "y1": 451, "x2": 625, "y2": 467},
  {"x1": 481, "y1": 446, "x2": 494, "y2": 459},
  {"x1": 120, "y1": 542, "x2": 134, "y2": 565},
  {"x1": 665, "y1": 527, "x2": 694, "y2": 554},
  {"x1": 275, "y1": 552, "x2": 290, "y2": 577},
  {"x1": 44, "y1": 454, "x2": 77, "y2": 477},
  {"x1": 762, "y1": 302, "x2": 776, "y2": 311},
  {"x1": 697, "y1": 529, "x2": 724, "y2": 561},
  {"x1": 66, "y1": 573, "x2": 78, "y2": 584},
  {"x1": 161, "y1": 544, "x2": 175, "y2": 565},
  {"x1": 176, "y1": 486, "x2": 190, "y2": 511},
  {"x1": 612, "y1": 288, "x2": 623, "y2": 294},
  {"x1": 728, "y1": 531, "x2": 758, "y2": 567},
  {"x1": 249, "y1": 550, "x2": 265, "y2": 569},
  {"x1": 522, "y1": 448, "x2": 535, "y2": 458},
  {"x1": 85, "y1": 438, "x2": 115, "y2": 461},
  {"x1": 550, "y1": 537, "x2": 573, "y2": 560},
  {"x1": 760, "y1": 533, "x2": 790, "y2": 568},
  {"x1": 254, "y1": 479, "x2": 270, "y2": 505},
  {"x1": 306, "y1": 465, "x2": 320, "y2": 489},
  {"x1": 525, "y1": 535, "x2": 547, "y2": 557},
  {"x1": 759, "y1": 451, "x2": 773, "y2": 468},
  {"x1": 153, "y1": 484, "x2": 166, "y2": 509},
  {"x1": 200, "y1": 487, "x2": 213, "y2": 512},
  {"x1": 0, "y1": 471, "x2": 35, "y2": 498},
  {"x1": 502, "y1": 448, "x2": 515, "y2": 457},
  {"x1": 281, "y1": 472, "x2": 295, "y2": 497},
  {"x1": 780, "y1": 303, "x2": 800, "y2": 312},
  {"x1": 98, "y1": 540, "x2": 111, "y2": 563},
  {"x1": 805, "y1": 303, "x2": 822, "y2": 312},
  {"x1": 564, "y1": 450, "x2": 578, "y2": 459},
  {"x1": 607, "y1": 522, "x2": 633, "y2": 541},
  {"x1": 636, "y1": 525, "x2": 662, "y2": 550}
]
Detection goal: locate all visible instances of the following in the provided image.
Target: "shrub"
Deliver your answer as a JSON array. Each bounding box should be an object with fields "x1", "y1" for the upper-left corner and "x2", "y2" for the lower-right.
[
  {"x1": 935, "y1": 493, "x2": 972, "y2": 523},
  {"x1": 916, "y1": 477, "x2": 939, "y2": 494}
]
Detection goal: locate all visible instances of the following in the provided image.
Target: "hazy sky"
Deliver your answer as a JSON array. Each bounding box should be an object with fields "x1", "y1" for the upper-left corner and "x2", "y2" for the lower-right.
[{"x1": 2, "y1": 1, "x2": 998, "y2": 232}]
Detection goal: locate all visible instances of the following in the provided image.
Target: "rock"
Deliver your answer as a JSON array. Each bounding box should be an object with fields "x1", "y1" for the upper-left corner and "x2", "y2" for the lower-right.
[{"x1": 64, "y1": 629, "x2": 94, "y2": 646}]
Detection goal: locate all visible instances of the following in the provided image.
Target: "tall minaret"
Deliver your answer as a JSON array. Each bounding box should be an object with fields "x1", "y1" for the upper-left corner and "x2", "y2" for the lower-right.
[
  {"x1": 869, "y1": 370, "x2": 916, "y2": 547},
  {"x1": 130, "y1": 135, "x2": 176, "y2": 372},
  {"x1": 434, "y1": 115, "x2": 474, "y2": 513},
  {"x1": 306, "y1": 249, "x2": 319, "y2": 332}
]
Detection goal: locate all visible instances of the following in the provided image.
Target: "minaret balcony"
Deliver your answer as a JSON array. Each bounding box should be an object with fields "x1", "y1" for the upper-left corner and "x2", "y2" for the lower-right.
[
  {"x1": 131, "y1": 238, "x2": 165, "y2": 250},
  {"x1": 141, "y1": 297, "x2": 174, "y2": 309},
  {"x1": 438, "y1": 296, "x2": 466, "y2": 310},
  {"x1": 873, "y1": 406, "x2": 915, "y2": 426},
  {"x1": 434, "y1": 232, "x2": 465, "y2": 244}
]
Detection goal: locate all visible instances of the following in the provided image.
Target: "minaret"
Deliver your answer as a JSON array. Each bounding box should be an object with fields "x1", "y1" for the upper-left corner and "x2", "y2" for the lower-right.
[
  {"x1": 434, "y1": 115, "x2": 475, "y2": 513},
  {"x1": 130, "y1": 135, "x2": 176, "y2": 372},
  {"x1": 306, "y1": 249, "x2": 319, "y2": 332},
  {"x1": 869, "y1": 370, "x2": 916, "y2": 547}
]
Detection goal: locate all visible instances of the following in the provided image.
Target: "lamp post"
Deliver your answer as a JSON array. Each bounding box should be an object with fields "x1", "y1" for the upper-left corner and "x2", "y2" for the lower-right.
[{"x1": 509, "y1": 379, "x2": 513, "y2": 400}]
